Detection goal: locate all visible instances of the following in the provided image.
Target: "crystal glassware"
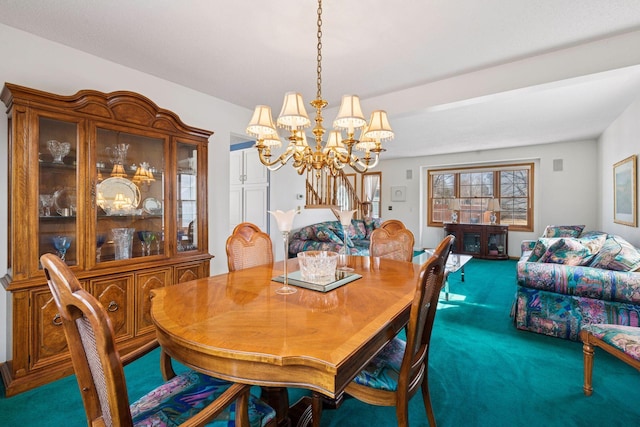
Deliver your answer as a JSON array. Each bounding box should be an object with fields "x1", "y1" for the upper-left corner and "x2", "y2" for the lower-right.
[
  {"x1": 137, "y1": 230, "x2": 155, "y2": 256},
  {"x1": 154, "y1": 231, "x2": 163, "y2": 254},
  {"x1": 269, "y1": 209, "x2": 299, "y2": 295},
  {"x1": 47, "y1": 140, "x2": 71, "y2": 164},
  {"x1": 39, "y1": 194, "x2": 55, "y2": 216},
  {"x1": 52, "y1": 235, "x2": 72, "y2": 261},
  {"x1": 112, "y1": 227, "x2": 135, "y2": 260}
]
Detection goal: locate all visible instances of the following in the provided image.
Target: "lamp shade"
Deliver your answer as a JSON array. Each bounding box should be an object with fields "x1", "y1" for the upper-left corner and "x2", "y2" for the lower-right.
[
  {"x1": 487, "y1": 198, "x2": 501, "y2": 212},
  {"x1": 293, "y1": 133, "x2": 310, "y2": 152},
  {"x1": 334, "y1": 95, "x2": 366, "y2": 131},
  {"x1": 365, "y1": 110, "x2": 394, "y2": 141},
  {"x1": 277, "y1": 92, "x2": 311, "y2": 130},
  {"x1": 449, "y1": 198, "x2": 461, "y2": 210},
  {"x1": 246, "y1": 105, "x2": 278, "y2": 138},
  {"x1": 261, "y1": 132, "x2": 282, "y2": 147},
  {"x1": 324, "y1": 130, "x2": 347, "y2": 153},
  {"x1": 111, "y1": 163, "x2": 127, "y2": 178},
  {"x1": 355, "y1": 124, "x2": 378, "y2": 152}
]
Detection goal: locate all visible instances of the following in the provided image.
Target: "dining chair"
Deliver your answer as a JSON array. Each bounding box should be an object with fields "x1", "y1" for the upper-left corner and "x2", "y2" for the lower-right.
[
  {"x1": 579, "y1": 324, "x2": 640, "y2": 396},
  {"x1": 40, "y1": 253, "x2": 276, "y2": 427},
  {"x1": 369, "y1": 219, "x2": 415, "y2": 262},
  {"x1": 226, "y1": 222, "x2": 274, "y2": 272},
  {"x1": 312, "y1": 234, "x2": 454, "y2": 427}
]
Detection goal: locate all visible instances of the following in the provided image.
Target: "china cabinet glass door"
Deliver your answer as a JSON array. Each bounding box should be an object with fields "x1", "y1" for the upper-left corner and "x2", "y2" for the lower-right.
[
  {"x1": 94, "y1": 127, "x2": 166, "y2": 264},
  {"x1": 38, "y1": 116, "x2": 79, "y2": 267},
  {"x1": 176, "y1": 142, "x2": 199, "y2": 252}
]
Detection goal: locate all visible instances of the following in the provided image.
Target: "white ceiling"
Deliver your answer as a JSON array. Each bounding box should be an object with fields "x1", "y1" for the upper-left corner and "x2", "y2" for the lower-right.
[{"x1": 2, "y1": 0, "x2": 640, "y2": 159}]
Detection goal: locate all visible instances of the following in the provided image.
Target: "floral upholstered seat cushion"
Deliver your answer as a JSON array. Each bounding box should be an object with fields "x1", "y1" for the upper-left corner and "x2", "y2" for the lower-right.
[
  {"x1": 352, "y1": 336, "x2": 405, "y2": 391},
  {"x1": 130, "y1": 370, "x2": 275, "y2": 427},
  {"x1": 581, "y1": 324, "x2": 640, "y2": 361}
]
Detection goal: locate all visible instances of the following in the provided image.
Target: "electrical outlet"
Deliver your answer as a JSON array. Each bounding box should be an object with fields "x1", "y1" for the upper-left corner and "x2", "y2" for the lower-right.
[{"x1": 388, "y1": 206, "x2": 392, "y2": 210}]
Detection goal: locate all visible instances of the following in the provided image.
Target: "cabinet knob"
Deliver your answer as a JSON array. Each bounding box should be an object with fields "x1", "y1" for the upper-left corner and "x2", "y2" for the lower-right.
[
  {"x1": 52, "y1": 314, "x2": 62, "y2": 326},
  {"x1": 107, "y1": 301, "x2": 119, "y2": 312}
]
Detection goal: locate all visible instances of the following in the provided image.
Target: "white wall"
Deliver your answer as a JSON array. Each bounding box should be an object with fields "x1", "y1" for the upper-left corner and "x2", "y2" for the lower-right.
[
  {"x1": 597, "y1": 96, "x2": 640, "y2": 247},
  {"x1": 0, "y1": 24, "x2": 254, "y2": 362},
  {"x1": 376, "y1": 139, "x2": 600, "y2": 258}
]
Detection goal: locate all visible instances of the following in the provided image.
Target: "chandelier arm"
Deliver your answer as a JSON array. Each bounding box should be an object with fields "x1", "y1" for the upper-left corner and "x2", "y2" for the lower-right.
[
  {"x1": 351, "y1": 153, "x2": 380, "y2": 171},
  {"x1": 256, "y1": 146, "x2": 295, "y2": 169}
]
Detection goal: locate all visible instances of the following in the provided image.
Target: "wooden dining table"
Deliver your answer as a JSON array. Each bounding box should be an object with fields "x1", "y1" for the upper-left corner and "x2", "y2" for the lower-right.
[{"x1": 150, "y1": 255, "x2": 422, "y2": 425}]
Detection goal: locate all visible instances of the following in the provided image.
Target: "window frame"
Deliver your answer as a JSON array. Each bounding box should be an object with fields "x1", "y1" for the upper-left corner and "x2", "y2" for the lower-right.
[{"x1": 427, "y1": 162, "x2": 534, "y2": 232}]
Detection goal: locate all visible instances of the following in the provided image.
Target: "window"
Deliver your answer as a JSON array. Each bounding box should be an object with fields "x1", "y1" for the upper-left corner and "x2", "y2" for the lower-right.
[
  {"x1": 428, "y1": 163, "x2": 533, "y2": 231},
  {"x1": 362, "y1": 172, "x2": 382, "y2": 218}
]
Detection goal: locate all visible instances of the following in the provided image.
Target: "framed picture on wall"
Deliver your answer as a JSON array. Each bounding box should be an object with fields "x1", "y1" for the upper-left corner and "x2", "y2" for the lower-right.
[
  {"x1": 613, "y1": 155, "x2": 637, "y2": 227},
  {"x1": 391, "y1": 186, "x2": 406, "y2": 202}
]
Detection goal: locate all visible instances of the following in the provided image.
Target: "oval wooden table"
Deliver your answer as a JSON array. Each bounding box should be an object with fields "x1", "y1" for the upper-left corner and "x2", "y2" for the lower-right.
[{"x1": 151, "y1": 256, "x2": 422, "y2": 425}]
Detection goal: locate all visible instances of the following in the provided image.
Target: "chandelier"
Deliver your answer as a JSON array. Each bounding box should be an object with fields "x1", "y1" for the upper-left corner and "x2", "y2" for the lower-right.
[{"x1": 245, "y1": 0, "x2": 394, "y2": 176}]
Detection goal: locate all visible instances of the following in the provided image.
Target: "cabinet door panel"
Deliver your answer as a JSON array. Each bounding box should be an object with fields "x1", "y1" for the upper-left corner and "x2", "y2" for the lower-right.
[
  {"x1": 230, "y1": 150, "x2": 243, "y2": 185},
  {"x1": 175, "y1": 262, "x2": 205, "y2": 284},
  {"x1": 135, "y1": 268, "x2": 171, "y2": 335},
  {"x1": 243, "y1": 150, "x2": 268, "y2": 185},
  {"x1": 32, "y1": 288, "x2": 69, "y2": 370},
  {"x1": 38, "y1": 115, "x2": 83, "y2": 270},
  {"x1": 244, "y1": 186, "x2": 268, "y2": 231},
  {"x1": 89, "y1": 276, "x2": 133, "y2": 341}
]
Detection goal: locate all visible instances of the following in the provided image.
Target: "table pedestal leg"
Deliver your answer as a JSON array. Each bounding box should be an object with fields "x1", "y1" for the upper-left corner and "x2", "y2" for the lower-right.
[{"x1": 261, "y1": 387, "x2": 290, "y2": 426}]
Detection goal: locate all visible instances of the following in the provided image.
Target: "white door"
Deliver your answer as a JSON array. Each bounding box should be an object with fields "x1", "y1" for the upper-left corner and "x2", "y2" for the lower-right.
[{"x1": 229, "y1": 147, "x2": 269, "y2": 233}]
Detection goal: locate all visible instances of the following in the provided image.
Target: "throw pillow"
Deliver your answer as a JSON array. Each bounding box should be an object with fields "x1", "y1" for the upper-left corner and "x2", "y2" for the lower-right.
[
  {"x1": 527, "y1": 238, "x2": 559, "y2": 262},
  {"x1": 363, "y1": 217, "x2": 382, "y2": 238},
  {"x1": 542, "y1": 225, "x2": 585, "y2": 238},
  {"x1": 313, "y1": 223, "x2": 343, "y2": 244},
  {"x1": 589, "y1": 235, "x2": 640, "y2": 272},
  {"x1": 538, "y1": 235, "x2": 606, "y2": 266}
]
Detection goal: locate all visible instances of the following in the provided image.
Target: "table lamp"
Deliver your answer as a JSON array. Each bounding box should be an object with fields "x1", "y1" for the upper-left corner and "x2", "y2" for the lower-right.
[
  {"x1": 486, "y1": 198, "x2": 501, "y2": 224},
  {"x1": 449, "y1": 198, "x2": 461, "y2": 223}
]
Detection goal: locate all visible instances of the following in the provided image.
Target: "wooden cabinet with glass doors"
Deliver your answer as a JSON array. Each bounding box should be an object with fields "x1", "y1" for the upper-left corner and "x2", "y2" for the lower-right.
[{"x1": 0, "y1": 83, "x2": 213, "y2": 396}]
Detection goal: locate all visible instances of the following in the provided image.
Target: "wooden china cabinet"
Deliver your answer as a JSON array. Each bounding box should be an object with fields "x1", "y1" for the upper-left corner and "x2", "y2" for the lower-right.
[
  {"x1": 0, "y1": 83, "x2": 213, "y2": 396},
  {"x1": 444, "y1": 222, "x2": 509, "y2": 260}
]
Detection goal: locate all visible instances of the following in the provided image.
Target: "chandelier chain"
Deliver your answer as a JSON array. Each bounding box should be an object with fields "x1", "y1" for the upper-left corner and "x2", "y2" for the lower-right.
[{"x1": 316, "y1": 0, "x2": 323, "y2": 100}]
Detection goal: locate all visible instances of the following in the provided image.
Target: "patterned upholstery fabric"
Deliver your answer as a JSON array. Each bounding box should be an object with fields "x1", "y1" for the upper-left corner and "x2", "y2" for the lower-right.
[
  {"x1": 288, "y1": 218, "x2": 381, "y2": 257},
  {"x1": 537, "y1": 233, "x2": 607, "y2": 266},
  {"x1": 581, "y1": 324, "x2": 640, "y2": 361},
  {"x1": 352, "y1": 337, "x2": 405, "y2": 391},
  {"x1": 514, "y1": 231, "x2": 640, "y2": 340},
  {"x1": 130, "y1": 371, "x2": 275, "y2": 427},
  {"x1": 589, "y1": 234, "x2": 640, "y2": 272},
  {"x1": 542, "y1": 224, "x2": 585, "y2": 238}
]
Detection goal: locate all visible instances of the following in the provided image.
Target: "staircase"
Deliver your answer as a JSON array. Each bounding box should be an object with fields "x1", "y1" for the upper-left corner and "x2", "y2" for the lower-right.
[{"x1": 305, "y1": 169, "x2": 363, "y2": 218}]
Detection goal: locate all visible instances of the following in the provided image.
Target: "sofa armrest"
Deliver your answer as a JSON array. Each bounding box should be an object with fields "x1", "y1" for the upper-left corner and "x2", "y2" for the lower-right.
[{"x1": 521, "y1": 240, "x2": 536, "y2": 254}]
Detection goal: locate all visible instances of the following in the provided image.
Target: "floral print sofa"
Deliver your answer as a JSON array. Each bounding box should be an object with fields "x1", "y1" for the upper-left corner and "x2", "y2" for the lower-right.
[
  {"x1": 513, "y1": 225, "x2": 640, "y2": 340},
  {"x1": 288, "y1": 218, "x2": 381, "y2": 258}
]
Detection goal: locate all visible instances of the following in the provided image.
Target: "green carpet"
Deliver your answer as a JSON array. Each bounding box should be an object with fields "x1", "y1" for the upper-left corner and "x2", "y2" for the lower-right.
[{"x1": 1, "y1": 259, "x2": 638, "y2": 426}]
